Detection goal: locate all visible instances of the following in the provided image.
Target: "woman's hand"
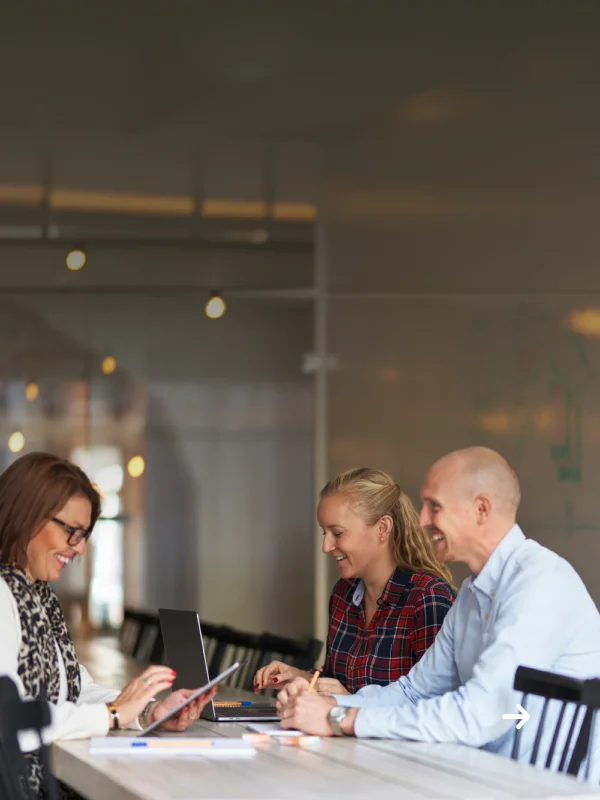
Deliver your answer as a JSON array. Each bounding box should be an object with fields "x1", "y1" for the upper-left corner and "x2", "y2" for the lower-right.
[
  {"x1": 149, "y1": 686, "x2": 218, "y2": 732},
  {"x1": 111, "y1": 665, "x2": 177, "y2": 727},
  {"x1": 315, "y1": 677, "x2": 350, "y2": 696},
  {"x1": 253, "y1": 661, "x2": 309, "y2": 692}
]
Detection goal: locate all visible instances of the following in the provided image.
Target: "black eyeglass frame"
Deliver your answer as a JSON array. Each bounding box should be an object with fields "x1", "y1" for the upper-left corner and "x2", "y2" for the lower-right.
[{"x1": 50, "y1": 516, "x2": 93, "y2": 546}]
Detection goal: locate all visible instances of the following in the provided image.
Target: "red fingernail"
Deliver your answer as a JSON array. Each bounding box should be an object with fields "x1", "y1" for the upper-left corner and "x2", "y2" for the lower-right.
[
  {"x1": 171, "y1": 670, "x2": 177, "y2": 675},
  {"x1": 271, "y1": 677, "x2": 279, "y2": 684}
]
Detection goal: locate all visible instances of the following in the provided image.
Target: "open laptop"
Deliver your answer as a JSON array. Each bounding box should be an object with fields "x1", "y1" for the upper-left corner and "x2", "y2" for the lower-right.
[{"x1": 158, "y1": 608, "x2": 279, "y2": 722}]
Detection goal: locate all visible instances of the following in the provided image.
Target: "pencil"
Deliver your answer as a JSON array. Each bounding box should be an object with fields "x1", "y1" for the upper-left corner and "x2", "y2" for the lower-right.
[
  {"x1": 307, "y1": 670, "x2": 320, "y2": 692},
  {"x1": 213, "y1": 701, "x2": 251, "y2": 707}
]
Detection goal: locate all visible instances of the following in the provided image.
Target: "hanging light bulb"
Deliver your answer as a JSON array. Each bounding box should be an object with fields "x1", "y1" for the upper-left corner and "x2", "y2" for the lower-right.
[
  {"x1": 8, "y1": 432, "x2": 25, "y2": 453},
  {"x1": 66, "y1": 246, "x2": 86, "y2": 271},
  {"x1": 127, "y1": 455, "x2": 145, "y2": 478},
  {"x1": 25, "y1": 382, "x2": 39, "y2": 401},
  {"x1": 101, "y1": 356, "x2": 117, "y2": 375},
  {"x1": 205, "y1": 291, "x2": 226, "y2": 319}
]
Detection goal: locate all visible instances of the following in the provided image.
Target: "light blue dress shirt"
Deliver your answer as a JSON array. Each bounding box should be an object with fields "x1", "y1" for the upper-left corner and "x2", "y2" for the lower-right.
[{"x1": 335, "y1": 525, "x2": 600, "y2": 774}]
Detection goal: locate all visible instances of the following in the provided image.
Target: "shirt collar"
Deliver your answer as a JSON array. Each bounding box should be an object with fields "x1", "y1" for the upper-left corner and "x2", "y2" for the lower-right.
[
  {"x1": 469, "y1": 524, "x2": 525, "y2": 597},
  {"x1": 350, "y1": 567, "x2": 413, "y2": 607}
]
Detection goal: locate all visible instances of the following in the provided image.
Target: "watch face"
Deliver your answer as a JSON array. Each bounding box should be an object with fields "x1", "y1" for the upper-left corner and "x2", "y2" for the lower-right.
[
  {"x1": 331, "y1": 706, "x2": 348, "y2": 722},
  {"x1": 328, "y1": 705, "x2": 349, "y2": 736}
]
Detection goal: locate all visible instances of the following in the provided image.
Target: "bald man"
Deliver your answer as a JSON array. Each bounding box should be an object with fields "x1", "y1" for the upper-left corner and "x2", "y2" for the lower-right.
[{"x1": 278, "y1": 447, "x2": 600, "y2": 773}]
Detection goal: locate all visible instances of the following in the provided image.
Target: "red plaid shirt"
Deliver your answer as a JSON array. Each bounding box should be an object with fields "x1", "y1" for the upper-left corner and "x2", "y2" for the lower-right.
[{"x1": 321, "y1": 568, "x2": 455, "y2": 694}]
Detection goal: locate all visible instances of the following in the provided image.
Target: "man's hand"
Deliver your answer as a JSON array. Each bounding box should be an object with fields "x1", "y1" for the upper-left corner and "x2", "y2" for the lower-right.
[
  {"x1": 276, "y1": 676, "x2": 310, "y2": 708},
  {"x1": 316, "y1": 677, "x2": 350, "y2": 696},
  {"x1": 278, "y1": 688, "x2": 338, "y2": 736}
]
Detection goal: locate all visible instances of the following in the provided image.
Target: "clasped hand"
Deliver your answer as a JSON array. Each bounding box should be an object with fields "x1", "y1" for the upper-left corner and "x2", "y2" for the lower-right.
[{"x1": 276, "y1": 677, "x2": 337, "y2": 736}]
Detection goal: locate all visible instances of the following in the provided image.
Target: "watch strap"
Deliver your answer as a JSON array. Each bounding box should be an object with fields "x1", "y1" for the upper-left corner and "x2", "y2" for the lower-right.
[
  {"x1": 328, "y1": 706, "x2": 349, "y2": 737},
  {"x1": 107, "y1": 703, "x2": 120, "y2": 731}
]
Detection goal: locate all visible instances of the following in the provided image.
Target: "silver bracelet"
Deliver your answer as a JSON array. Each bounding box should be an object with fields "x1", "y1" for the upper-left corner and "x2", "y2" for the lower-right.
[{"x1": 138, "y1": 698, "x2": 157, "y2": 730}]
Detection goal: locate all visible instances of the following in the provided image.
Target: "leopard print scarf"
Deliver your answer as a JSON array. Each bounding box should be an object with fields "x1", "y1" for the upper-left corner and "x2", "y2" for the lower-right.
[{"x1": 0, "y1": 562, "x2": 81, "y2": 798}]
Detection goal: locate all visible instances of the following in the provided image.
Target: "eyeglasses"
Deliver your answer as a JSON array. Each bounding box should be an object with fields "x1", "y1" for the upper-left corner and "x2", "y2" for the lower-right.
[{"x1": 51, "y1": 516, "x2": 93, "y2": 547}]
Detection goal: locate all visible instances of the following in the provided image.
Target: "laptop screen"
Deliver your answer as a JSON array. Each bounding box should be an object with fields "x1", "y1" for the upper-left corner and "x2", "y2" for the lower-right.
[{"x1": 158, "y1": 608, "x2": 212, "y2": 695}]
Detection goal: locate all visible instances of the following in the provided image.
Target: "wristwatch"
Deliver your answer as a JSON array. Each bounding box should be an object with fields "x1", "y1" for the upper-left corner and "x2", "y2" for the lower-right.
[
  {"x1": 106, "y1": 703, "x2": 120, "y2": 731},
  {"x1": 328, "y1": 705, "x2": 350, "y2": 737}
]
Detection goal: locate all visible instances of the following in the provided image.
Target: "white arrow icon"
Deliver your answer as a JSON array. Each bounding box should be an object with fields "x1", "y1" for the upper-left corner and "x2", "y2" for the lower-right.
[{"x1": 502, "y1": 704, "x2": 530, "y2": 730}]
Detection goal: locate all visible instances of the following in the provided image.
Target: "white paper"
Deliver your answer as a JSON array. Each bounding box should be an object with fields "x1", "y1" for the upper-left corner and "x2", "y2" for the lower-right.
[
  {"x1": 89, "y1": 737, "x2": 256, "y2": 757},
  {"x1": 245, "y1": 723, "x2": 305, "y2": 736}
]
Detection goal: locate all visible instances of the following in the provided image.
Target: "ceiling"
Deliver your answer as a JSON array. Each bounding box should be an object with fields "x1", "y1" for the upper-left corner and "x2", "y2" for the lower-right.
[{"x1": 1, "y1": 1, "x2": 599, "y2": 139}]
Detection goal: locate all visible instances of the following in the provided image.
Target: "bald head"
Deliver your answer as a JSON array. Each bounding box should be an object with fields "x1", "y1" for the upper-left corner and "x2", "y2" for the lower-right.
[{"x1": 430, "y1": 447, "x2": 521, "y2": 519}]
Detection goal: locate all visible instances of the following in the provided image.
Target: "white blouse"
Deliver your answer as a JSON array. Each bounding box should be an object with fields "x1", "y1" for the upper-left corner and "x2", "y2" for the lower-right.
[{"x1": 0, "y1": 576, "x2": 119, "y2": 751}]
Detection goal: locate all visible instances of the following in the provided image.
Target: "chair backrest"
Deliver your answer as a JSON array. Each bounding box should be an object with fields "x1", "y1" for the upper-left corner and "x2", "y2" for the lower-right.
[
  {"x1": 511, "y1": 666, "x2": 598, "y2": 777},
  {"x1": 251, "y1": 633, "x2": 323, "y2": 697},
  {"x1": 211, "y1": 626, "x2": 264, "y2": 691},
  {"x1": 202, "y1": 626, "x2": 324, "y2": 692},
  {"x1": 120, "y1": 608, "x2": 164, "y2": 664},
  {"x1": 119, "y1": 608, "x2": 142, "y2": 656},
  {"x1": 0, "y1": 677, "x2": 57, "y2": 800},
  {"x1": 200, "y1": 622, "x2": 230, "y2": 678},
  {"x1": 257, "y1": 632, "x2": 323, "y2": 672}
]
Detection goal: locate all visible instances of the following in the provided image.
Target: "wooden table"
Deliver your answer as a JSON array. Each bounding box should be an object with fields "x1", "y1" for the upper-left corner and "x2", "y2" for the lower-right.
[
  {"x1": 57, "y1": 638, "x2": 600, "y2": 799},
  {"x1": 53, "y1": 716, "x2": 600, "y2": 800}
]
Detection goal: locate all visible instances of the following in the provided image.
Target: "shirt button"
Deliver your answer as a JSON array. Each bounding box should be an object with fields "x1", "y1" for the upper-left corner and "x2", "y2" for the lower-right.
[
  {"x1": 377, "y1": 598, "x2": 383, "y2": 607},
  {"x1": 490, "y1": 592, "x2": 495, "y2": 597},
  {"x1": 484, "y1": 614, "x2": 489, "y2": 621}
]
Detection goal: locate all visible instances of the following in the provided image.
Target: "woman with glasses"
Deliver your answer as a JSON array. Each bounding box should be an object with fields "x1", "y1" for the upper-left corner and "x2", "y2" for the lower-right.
[{"x1": 0, "y1": 452, "x2": 216, "y2": 799}]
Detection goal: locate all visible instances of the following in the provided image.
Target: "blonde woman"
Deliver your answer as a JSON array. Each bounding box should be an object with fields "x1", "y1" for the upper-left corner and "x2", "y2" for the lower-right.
[{"x1": 255, "y1": 467, "x2": 455, "y2": 696}]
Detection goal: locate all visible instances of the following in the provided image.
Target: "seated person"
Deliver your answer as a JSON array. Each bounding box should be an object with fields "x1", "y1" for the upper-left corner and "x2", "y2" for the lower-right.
[
  {"x1": 276, "y1": 448, "x2": 600, "y2": 776},
  {"x1": 255, "y1": 467, "x2": 455, "y2": 696},
  {"x1": 0, "y1": 452, "x2": 217, "y2": 799}
]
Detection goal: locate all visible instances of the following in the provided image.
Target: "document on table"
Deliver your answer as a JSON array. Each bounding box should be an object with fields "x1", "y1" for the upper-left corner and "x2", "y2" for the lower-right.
[
  {"x1": 89, "y1": 737, "x2": 256, "y2": 757},
  {"x1": 245, "y1": 723, "x2": 305, "y2": 736}
]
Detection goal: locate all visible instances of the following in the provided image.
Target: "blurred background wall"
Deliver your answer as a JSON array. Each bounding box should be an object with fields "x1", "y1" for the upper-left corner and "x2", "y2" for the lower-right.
[{"x1": 1, "y1": 1, "x2": 600, "y2": 642}]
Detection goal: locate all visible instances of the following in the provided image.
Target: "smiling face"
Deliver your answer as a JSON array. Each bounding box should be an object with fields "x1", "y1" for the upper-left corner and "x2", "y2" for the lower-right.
[
  {"x1": 318, "y1": 492, "x2": 391, "y2": 581},
  {"x1": 419, "y1": 463, "x2": 478, "y2": 565},
  {"x1": 25, "y1": 494, "x2": 92, "y2": 583}
]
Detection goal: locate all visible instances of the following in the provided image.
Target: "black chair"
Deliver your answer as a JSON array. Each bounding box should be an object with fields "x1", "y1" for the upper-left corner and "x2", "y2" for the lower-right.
[
  {"x1": 120, "y1": 608, "x2": 164, "y2": 664},
  {"x1": 201, "y1": 625, "x2": 324, "y2": 692},
  {"x1": 119, "y1": 607, "x2": 144, "y2": 656},
  {"x1": 511, "y1": 666, "x2": 600, "y2": 778},
  {"x1": 257, "y1": 632, "x2": 323, "y2": 672},
  {"x1": 0, "y1": 677, "x2": 58, "y2": 800},
  {"x1": 200, "y1": 622, "x2": 230, "y2": 678},
  {"x1": 254, "y1": 632, "x2": 323, "y2": 696},
  {"x1": 210, "y1": 627, "x2": 265, "y2": 691},
  {"x1": 134, "y1": 616, "x2": 164, "y2": 664}
]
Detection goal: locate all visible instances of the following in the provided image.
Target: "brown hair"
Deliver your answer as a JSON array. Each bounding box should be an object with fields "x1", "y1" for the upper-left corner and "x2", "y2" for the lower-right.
[
  {"x1": 320, "y1": 467, "x2": 454, "y2": 587},
  {"x1": 0, "y1": 452, "x2": 101, "y2": 567}
]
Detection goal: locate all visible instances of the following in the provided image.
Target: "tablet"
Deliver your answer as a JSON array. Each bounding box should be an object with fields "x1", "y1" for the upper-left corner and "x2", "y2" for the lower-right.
[{"x1": 139, "y1": 661, "x2": 242, "y2": 735}]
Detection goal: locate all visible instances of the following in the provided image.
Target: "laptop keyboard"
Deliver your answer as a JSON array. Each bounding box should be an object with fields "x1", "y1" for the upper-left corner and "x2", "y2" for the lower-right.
[{"x1": 217, "y1": 705, "x2": 278, "y2": 718}]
